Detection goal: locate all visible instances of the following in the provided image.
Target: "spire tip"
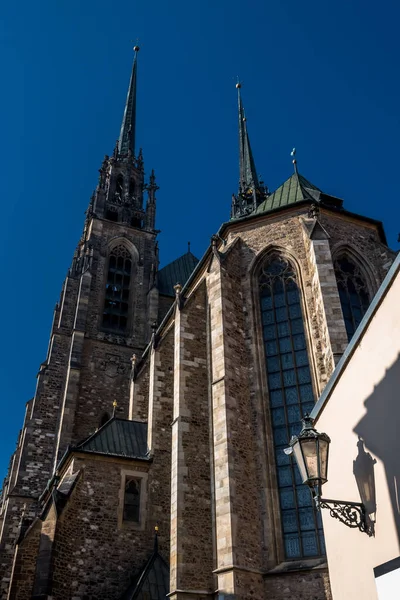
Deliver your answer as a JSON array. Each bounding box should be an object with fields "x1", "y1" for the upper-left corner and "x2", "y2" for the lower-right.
[{"x1": 133, "y1": 45, "x2": 140, "y2": 52}]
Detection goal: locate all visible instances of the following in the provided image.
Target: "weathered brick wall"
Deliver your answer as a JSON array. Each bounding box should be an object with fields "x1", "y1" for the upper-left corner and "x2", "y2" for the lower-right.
[
  {"x1": 146, "y1": 327, "x2": 174, "y2": 554},
  {"x1": 170, "y1": 282, "x2": 214, "y2": 597},
  {"x1": 50, "y1": 455, "x2": 161, "y2": 600},
  {"x1": 1, "y1": 212, "x2": 159, "y2": 598},
  {"x1": 264, "y1": 567, "x2": 332, "y2": 599},
  {"x1": 71, "y1": 339, "x2": 134, "y2": 443},
  {"x1": 207, "y1": 242, "x2": 264, "y2": 599},
  {"x1": 7, "y1": 519, "x2": 41, "y2": 600},
  {"x1": 85, "y1": 218, "x2": 157, "y2": 349},
  {"x1": 322, "y1": 212, "x2": 396, "y2": 289}
]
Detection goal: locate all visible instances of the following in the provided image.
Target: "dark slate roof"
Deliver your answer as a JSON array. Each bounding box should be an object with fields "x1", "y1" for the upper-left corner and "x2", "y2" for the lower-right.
[
  {"x1": 75, "y1": 418, "x2": 149, "y2": 460},
  {"x1": 256, "y1": 172, "x2": 321, "y2": 214},
  {"x1": 120, "y1": 543, "x2": 169, "y2": 600},
  {"x1": 158, "y1": 251, "x2": 199, "y2": 297}
]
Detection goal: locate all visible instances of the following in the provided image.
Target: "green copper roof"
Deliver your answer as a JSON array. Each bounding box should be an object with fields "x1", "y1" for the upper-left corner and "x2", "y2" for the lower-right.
[
  {"x1": 76, "y1": 418, "x2": 149, "y2": 460},
  {"x1": 158, "y1": 251, "x2": 199, "y2": 297},
  {"x1": 256, "y1": 172, "x2": 322, "y2": 214}
]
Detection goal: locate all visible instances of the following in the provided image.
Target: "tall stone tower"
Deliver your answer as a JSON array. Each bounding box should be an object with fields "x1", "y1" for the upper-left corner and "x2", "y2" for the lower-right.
[{"x1": 0, "y1": 47, "x2": 160, "y2": 596}]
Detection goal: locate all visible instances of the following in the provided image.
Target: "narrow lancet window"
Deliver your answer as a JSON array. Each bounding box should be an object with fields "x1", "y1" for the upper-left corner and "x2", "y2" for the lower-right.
[
  {"x1": 123, "y1": 478, "x2": 141, "y2": 522},
  {"x1": 334, "y1": 256, "x2": 370, "y2": 341},
  {"x1": 259, "y1": 255, "x2": 324, "y2": 559},
  {"x1": 102, "y1": 245, "x2": 132, "y2": 331}
]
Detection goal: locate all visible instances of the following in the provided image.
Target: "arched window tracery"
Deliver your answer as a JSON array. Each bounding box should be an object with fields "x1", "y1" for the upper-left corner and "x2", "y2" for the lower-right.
[
  {"x1": 259, "y1": 254, "x2": 324, "y2": 559},
  {"x1": 334, "y1": 255, "x2": 370, "y2": 341},
  {"x1": 102, "y1": 244, "x2": 132, "y2": 331}
]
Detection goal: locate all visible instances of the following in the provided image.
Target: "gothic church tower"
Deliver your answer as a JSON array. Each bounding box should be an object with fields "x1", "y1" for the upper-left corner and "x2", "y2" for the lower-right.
[{"x1": 0, "y1": 47, "x2": 160, "y2": 596}]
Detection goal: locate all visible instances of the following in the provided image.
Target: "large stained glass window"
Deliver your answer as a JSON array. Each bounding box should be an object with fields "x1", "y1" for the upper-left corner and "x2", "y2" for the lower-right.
[
  {"x1": 259, "y1": 255, "x2": 325, "y2": 559},
  {"x1": 334, "y1": 256, "x2": 370, "y2": 341}
]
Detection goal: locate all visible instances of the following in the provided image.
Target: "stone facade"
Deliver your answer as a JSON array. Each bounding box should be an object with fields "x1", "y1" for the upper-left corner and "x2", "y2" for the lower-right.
[{"x1": 0, "y1": 53, "x2": 396, "y2": 600}]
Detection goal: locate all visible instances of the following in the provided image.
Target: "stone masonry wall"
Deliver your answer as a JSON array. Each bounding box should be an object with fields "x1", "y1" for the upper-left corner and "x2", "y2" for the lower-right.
[
  {"x1": 71, "y1": 339, "x2": 134, "y2": 443},
  {"x1": 85, "y1": 218, "x2": 157, "y2": 350},
  {"x1": 146, "y1": 327, "x2": 174, "y2": 551},
  {"x1": 169, "y1": 282, "x2": 214, "y2": 597},
  {"x1": 207, "y1": 243, "x2": 265, "y2": 599},
  {"x1": 50, "y1": 454, "x2": 163, "y2": 600},
  {"x1": 7, "y1": 519, "x2": 42, "y2": 600},
  {"x1": 264, "y1": 567, "x2": 332, "y2": 599},
  {"x1": 130, "y1": 357, "x2": 150, "y2": 421}
]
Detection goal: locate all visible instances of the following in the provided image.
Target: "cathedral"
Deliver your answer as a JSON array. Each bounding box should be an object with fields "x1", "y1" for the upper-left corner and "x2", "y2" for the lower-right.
[{"x1": 0, "y1": 48, "x2": 396, "y2": 600}]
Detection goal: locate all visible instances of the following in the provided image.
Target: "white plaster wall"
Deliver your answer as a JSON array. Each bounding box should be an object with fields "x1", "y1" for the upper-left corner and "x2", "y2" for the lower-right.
[{"x1": 314, "y1": 266, "x2": 400, "y2": 600}]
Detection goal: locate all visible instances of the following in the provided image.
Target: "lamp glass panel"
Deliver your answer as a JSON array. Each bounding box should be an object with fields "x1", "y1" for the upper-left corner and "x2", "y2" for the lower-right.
[
  {"x1": 301, "y1": 439, "x2": 319, "y2": 480},
  {"x1": 318, "y1": 438, "x2": 329, "y2": 483},
  {"x1": 292, "y1": 441, "x2": 308, "y2": 483}
]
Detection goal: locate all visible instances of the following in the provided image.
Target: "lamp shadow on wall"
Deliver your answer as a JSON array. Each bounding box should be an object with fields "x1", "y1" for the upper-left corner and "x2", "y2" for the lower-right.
[
  {"x1": 353, "y1": 436, "x2": 377, "y2": 536},
  {"x1": 354, "y1": 353, "x2": 400, "y2": 543}
]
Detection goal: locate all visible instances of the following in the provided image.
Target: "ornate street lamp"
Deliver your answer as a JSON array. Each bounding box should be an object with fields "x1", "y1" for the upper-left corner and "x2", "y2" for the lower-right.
[{"x1": 285, "y1": 415, "x2": 371, "y2": 535}]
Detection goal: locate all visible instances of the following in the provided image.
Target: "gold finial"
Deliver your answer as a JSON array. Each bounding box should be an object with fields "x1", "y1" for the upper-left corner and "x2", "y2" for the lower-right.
[
  {"x1": 112, "y1": 399, "x2": 118, "y2": 417},
  {"x1": 155, "y1": 525, "x2": 159, "y2": 534}
]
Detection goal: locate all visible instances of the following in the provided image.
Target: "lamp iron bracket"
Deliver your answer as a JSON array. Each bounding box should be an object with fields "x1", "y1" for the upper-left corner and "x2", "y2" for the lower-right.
[{"x1": 316, "y1": 497, "x2": 372, "y2": 535}]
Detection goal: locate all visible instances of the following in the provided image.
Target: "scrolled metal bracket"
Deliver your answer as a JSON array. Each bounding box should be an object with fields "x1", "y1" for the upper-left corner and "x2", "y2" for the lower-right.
[{"x1": 316, "y1": 497, "x2": 373, "y2": 535}]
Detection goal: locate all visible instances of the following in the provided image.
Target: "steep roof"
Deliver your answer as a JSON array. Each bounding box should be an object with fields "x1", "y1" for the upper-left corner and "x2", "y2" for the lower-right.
[
  {"x1": 158, "y1": 251, "x2": 199, "y2": 297},
  {"x1": 75, "y1": 418, "x2": 149, "y2": 460},
  {"x1": 120, "y1": 539, "x2": 169, "y2": 600},
  {"x1": 256, "y1": 172, "x2": 322, "y2": 214}
]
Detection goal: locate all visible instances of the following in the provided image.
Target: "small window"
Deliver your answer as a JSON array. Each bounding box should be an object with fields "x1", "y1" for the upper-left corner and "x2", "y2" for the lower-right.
[
  {"x1": 129, "y1": 179, "x2": 135, "y2": 195},
  {"x1": 123, "y1": 478, "x2": 141, "y2": 522}
]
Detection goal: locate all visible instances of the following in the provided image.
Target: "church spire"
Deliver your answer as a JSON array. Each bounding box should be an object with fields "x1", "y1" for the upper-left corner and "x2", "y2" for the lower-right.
[
  {"x1": 118, "y1": 46, "x2": 139, "y2": 156},
  {"x1": 231, "y1": 83, "x2": 268, "y2": 219},
  {"x1": 237, "y1": 82, "x2": 259, "y2": 195}
]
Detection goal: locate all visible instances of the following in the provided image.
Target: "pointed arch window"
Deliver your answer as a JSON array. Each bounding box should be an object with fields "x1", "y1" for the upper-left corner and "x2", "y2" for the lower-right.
[
  {"x1": 102, "y1": 245, "x2": 132, "y2": 331},
  {"x1": 259, "y1": 255, "x2": 325, "y2": 559},
  {"x1": 123, "y1": 478, "x2": 141, "y2": 522},
  {"x1": 334, "y1": 256, "x2": 370, "y2": 341}
]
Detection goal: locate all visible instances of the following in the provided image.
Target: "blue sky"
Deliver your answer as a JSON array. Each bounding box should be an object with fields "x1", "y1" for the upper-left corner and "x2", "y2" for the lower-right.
[{"x1": 1, "y1": 0, "x2": 399, "y2": 479}]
